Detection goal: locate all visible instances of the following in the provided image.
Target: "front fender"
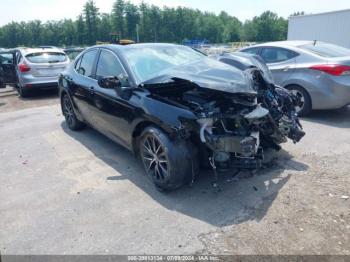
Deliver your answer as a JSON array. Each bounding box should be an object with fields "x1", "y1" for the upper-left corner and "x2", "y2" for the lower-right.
[{"x1": 130, "y1": 92, "x2": 198, "y2": 138}]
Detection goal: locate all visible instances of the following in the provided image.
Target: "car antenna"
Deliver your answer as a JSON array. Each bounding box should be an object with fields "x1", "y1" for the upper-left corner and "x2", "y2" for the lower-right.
[{"x1": 313, "y1": 40, "x2": 317, "y2": 46}]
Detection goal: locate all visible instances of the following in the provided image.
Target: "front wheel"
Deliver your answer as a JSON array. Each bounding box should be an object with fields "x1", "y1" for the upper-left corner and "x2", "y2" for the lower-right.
[
  {"x1": 139, "y1": 126, "x2": 198, "y2": 191},
  {"x1": 62, "y1": 94, "x2": 85, "y2": 131},
  {"x1": 288, "y1": 85, "x2": 312, "y2": 116}
]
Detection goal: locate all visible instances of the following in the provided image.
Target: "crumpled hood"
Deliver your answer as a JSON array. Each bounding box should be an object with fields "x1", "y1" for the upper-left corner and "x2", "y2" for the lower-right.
[{"x1": 140, "y1": 57, "x2": 257, "y2": 95}]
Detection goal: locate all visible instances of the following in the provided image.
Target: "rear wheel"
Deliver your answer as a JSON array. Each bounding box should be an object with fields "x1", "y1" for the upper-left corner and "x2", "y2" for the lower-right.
[
  {"x1": 62, "y1": 94, "x2": 85, "y2": 131},
  {"x1": 18, "y1": 84, "x2": 30, "y2": 98},
  {"x1": 139, "y1": 126, "x2": 197, "y2": 191},
  {"x1": 287, "y1": 85, "x2": 311, "y2": 116},
  {"x1": 0, "y1": 78, "x2": 5, "y2": 89}
]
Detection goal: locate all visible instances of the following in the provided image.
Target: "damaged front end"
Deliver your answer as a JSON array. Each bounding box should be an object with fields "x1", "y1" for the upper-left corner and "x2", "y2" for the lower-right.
[
  {"x1": 141, "y1": 55, "x2": 305, "y2": 181},
  {"x1": 194, "y1": 80, "x2": 305, "y2": 173}
]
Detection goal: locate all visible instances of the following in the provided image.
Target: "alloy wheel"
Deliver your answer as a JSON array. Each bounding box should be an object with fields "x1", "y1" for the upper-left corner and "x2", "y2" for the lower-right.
[
  {"x1": 63, "y1": 96, "x2": 74, "y2": 128},
  {"x1": 291, "y1": 89, "x2": 305, "y2": 113},
  {"x1": 141, "y1": 134, "x2": 169, "y2": 181}
]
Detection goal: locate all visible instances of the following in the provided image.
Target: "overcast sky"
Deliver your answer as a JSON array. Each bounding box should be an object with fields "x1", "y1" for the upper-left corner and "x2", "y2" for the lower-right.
[{"x1": 0, "y1": 0, "x2": 349, "y2": 26}]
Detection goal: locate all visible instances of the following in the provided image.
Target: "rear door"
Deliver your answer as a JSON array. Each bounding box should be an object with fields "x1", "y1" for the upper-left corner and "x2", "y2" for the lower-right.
[
  {"x1": 259, "y1": 47, "x2": 298, "y2": 85},
  {"x1": 24, "y1": 51, "x2": 69, "y2": 78},
  {"x1": 69, "y1": 49, "x2": 99, "y2": 125},
  {"x1": 0, "y1": 51, "x2": 17, "y2": 87}
]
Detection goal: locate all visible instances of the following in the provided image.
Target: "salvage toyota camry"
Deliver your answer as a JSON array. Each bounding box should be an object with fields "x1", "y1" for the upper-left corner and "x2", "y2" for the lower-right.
[{"x1": 59, "y1": 43, "x2": 305, "y2": 191}]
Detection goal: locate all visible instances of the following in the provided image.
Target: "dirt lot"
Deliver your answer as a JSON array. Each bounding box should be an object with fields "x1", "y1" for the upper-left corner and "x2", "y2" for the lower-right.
[
  {"x1": 0, "y1": 86, "x2": 58, "y2": 112},
  {"x1": 0, "y1": 87, "x2": 349, "y2": 255}
]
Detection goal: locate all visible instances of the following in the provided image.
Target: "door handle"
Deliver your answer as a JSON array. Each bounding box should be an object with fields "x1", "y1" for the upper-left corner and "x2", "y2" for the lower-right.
[
  {"x1": 283, "y1": 66, "x2": 291, "y2": 72},
  {"x1": 89, "y1": 86, "x2": 94, "y2": 94}
]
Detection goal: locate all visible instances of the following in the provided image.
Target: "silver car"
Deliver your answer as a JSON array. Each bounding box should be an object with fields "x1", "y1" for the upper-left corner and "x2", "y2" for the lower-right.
[
  {"x1": 0, "y1": 48, "x2": 69, "y2": 97},
  {"x1": 240, "y1": 41, "x2": 350, "y2": 115}
]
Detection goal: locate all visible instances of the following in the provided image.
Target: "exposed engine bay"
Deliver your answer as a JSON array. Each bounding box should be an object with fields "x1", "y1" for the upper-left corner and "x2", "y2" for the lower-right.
[{"x1": 142, "y1": 53, "x2": 305, "y2": 184}]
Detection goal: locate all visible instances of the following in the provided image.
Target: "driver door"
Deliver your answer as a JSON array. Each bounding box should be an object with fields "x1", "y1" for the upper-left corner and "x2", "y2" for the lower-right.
[
  {"x1": 0, "y1": 50, "x2": 17, "y2": 88},
  {"x1": 90, "y1": 49, "x2": 135, "y2": 148}
]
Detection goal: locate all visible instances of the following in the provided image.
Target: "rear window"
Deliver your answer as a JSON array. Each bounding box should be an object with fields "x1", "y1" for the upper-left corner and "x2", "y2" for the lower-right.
[
  {"x1": 299, "y1": 43, "x2": 350, "y2": 58},
  {"x1": 25, "y1": 52, "x2": 67, "y2": 63},
  {"x1": 241, "y1": 47, "x2": 260, "y2": 55},
  {"x1": 66, "y1": 51, "x2": 82, "y2": 60}
]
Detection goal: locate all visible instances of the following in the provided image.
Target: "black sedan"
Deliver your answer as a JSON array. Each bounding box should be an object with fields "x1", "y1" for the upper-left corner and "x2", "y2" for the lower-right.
[{"x1": 59, "y1": 44, "x2": 304, "y2": 191}]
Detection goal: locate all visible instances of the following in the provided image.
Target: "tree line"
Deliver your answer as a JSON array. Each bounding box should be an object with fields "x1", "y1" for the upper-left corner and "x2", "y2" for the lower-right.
[{"x1": 0, "y1": 0, "x2": 292, "y2": 48}]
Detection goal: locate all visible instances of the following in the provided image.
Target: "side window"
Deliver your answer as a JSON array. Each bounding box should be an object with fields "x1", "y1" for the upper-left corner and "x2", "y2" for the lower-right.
[
  {"x1": 96, "y1": 50, "x2": 124, "y2": 79},
  {"x1": 75, "y1": 56, "x2": 82, "y2": 71},
  {"x1": 241, "y1": 47, "x2": 260, "y2": 55},
  {"x1": 77, "y1": 49, "x2": 98, "y2": 78},
  {"x1": 0, "y1": 53, "x2": 14, "y2": 65},
  {"x1": 260, "y1": 48, "x2": 298, "y2": 63}
]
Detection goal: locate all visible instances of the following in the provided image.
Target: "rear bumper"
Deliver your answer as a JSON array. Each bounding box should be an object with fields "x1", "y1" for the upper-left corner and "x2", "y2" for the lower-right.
[
  {"x1": 312, "y1": 81, "x2": 350, "y2": 110},
  {"x1": 18, "y1": 74, "x2": 59, "y2": 89},
  {"x1": 285, "y1": 70, "x2": 350, "y2": 110},
  {"x1": 23, "y1": 82, "x2": 58, "y2": 90},
  {"x1": 311, "y1": 74, "x2": 350, "y2": 109}
]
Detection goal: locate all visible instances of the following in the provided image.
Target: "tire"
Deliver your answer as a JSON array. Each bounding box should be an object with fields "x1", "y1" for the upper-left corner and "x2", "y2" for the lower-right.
[
  {"x1": 62, "y1": 94, "x2": 85, "y2": 131},
  {"x1": 18, "y1": 84, "x2": 30, "y2": 98},
  {"x1": 0, "y1": 69, "x2": 5, "y2": 88},
  {"x1": 287, "y1": 85, "x2": 312, "y2": 116},
  {"x1": 139, "y1": 126, "x2": 198, "y2": 191}
]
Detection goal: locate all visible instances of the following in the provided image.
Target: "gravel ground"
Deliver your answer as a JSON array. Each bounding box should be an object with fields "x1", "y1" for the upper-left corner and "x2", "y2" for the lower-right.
[
  {"x1": 0, "y1": 86, "x2": 58, "y2": 113},
  {"x1": 0, "y1": 89, "x2": 349, "y2": 256}
]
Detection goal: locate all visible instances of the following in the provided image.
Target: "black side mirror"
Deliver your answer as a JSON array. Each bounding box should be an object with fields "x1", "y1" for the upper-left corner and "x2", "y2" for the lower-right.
[
  {"x1": 98, "y1": 76, "x2": 133, "y2": 100},
  {"x1": 98, "y1": 76, "x2": 121, "y2": 89}
]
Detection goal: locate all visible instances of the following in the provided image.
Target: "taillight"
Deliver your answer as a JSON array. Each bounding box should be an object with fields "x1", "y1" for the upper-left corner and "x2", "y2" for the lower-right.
[
  {"x1": 18, "y1": 63, "x2": 30, "y2": 72},
  {"x1": 310, "y1": 64, "x2": 350, "y2": 76}
]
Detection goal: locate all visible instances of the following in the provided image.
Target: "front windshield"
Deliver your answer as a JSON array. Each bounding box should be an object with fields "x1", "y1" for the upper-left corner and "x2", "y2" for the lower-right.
[
  {"x1": 66, "y1": 51, "x2": 82, "y2": 60},
  {"x1": 123, "y1": 45, "x2": 205, "y2": 83}
]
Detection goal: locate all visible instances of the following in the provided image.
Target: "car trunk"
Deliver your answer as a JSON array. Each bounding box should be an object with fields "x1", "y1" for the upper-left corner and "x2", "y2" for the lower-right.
[
  {"x1": 29, "y1": 63, "x2": 67, "y2": 77},
  {"x1": 327, "y1": 55, "x2": 350, "y2": 65}
]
